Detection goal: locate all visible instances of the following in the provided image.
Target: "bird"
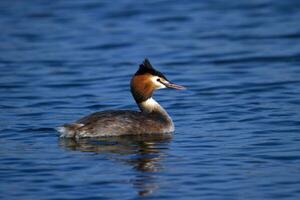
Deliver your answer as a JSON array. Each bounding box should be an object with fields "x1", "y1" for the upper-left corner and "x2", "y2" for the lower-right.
[{"x1": 57, "y1": 58, "x2": 185, "y2": 138}]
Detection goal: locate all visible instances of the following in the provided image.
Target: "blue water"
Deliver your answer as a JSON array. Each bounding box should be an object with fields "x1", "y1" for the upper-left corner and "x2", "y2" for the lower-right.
[{"x1": 1, "y1": 0, "x2": 300, "y2": 199}]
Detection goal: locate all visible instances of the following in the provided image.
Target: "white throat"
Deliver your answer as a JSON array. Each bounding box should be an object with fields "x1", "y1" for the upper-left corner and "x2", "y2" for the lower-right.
[
  {"x1": 138, "y1": 98, "x2": 174, "y2": 131},
  {"x1": 139, "y1": 98, "x2": 161, "y2": 113}
]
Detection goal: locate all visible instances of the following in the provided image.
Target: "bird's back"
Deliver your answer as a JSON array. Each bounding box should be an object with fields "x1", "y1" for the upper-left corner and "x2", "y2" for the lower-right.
[{"x1": 58, "y1": 110, "x2": 174, "y2": 138}]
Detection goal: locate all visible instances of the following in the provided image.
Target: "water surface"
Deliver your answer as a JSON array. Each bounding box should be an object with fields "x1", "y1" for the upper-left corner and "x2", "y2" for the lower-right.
[{"x1": 1, "y1": 0, "x2": 300, "y2": 199}]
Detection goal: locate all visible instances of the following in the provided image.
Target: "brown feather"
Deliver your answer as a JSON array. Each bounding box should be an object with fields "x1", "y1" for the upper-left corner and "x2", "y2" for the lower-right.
[{"x1": 130, "y1": 73, "x2": 155, "y2": 103}]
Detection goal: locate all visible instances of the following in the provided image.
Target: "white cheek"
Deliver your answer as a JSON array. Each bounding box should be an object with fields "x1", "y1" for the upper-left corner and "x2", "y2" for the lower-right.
[
  {"x1": 157, "y1": 83, "x2": 166, "y2": 89},
  {"x1": 151, "y1": 76, "x2": 166, "y2": 89}
]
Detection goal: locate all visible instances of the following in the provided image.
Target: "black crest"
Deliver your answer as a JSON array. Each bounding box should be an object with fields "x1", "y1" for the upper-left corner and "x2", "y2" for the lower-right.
[{"x1": 136, "y1": 58, "x2": 168, "y2": 80}]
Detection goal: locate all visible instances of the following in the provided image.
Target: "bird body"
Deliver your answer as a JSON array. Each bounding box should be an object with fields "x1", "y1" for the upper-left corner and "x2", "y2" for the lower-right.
[{"x1": 58, "y1": 59, "x2": 185, "y2": 138}]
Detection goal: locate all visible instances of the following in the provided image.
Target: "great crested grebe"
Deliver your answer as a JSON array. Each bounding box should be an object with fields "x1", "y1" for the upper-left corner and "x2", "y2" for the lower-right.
[{"x1": 58, "y1": 59, "x2": 185, "y2": 138}]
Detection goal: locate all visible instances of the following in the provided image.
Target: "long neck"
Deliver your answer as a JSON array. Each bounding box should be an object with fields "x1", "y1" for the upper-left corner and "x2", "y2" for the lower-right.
[
  {"x1": 138, "y1": 97, "x2": 165, "y2": 114},
  {"x1": 130, "y1": 79, "x2": 172, "y2": 123},
  {"x1": 137, "y1": 97, "x2": 173, "y2": 123}
]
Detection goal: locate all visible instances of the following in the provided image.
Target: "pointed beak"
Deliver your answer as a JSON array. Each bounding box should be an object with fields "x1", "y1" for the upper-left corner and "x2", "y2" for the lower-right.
[{"x1": 164, "y1": 82, "x2": 186, "y2": 90}]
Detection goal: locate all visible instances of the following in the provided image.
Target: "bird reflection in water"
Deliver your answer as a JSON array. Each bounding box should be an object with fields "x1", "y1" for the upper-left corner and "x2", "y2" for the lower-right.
[{"x1": 59, "y1": 134, "x2": 171, "y2": 197}]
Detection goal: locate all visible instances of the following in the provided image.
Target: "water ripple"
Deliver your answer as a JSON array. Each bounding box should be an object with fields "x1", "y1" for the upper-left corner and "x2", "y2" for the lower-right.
[{"x1": 1, "y1": 0, "x2": 300, "y2": 200}]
